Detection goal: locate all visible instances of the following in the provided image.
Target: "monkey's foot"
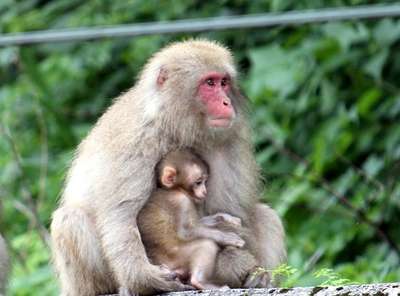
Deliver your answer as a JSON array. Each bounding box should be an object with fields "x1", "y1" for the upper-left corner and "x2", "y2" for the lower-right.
[
  {"x1": 243, "y1": 266, "x2": 271, "y2": 288},
  {"x1": 118, "y1": 286, "x2": 137, "y2": 296}
]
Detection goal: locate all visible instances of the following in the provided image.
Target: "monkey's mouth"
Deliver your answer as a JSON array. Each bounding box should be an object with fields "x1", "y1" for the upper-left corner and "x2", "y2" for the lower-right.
[{"x1": 208, "y1": 117, "x2": 232, "y2": 128}]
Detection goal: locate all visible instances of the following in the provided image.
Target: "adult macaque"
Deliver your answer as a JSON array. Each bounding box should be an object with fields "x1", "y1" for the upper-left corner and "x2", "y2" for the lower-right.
[
  {"x1": 51, "y1": 39, "x2": 286, "y2": 296},
  {"x1": 0, "y1": 234, "x2": 9, "y2": 295},
  {"x1": 138, "y1": 149, "x2": 244, "y2": 290}
]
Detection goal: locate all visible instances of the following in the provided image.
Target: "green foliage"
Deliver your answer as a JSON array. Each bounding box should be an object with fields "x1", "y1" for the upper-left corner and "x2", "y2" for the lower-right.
[
  {"x1": 1, "y1": 1, "x2": 400, "y2": 295},
  {"x1": 253, "y1": 264, "x2": 354, "y2": 287},
  {"x1": 313, "y1": 268, "x2": 353, "y2": 286},
  {"x1": 9, "y1": 232, "x2": 56, "y2": 296},
  {"x1": 270, "y1": 264, "x2": 299, "y2": 287}
]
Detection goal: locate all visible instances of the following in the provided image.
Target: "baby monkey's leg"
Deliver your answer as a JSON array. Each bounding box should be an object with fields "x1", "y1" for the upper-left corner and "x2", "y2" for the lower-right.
[{"x1": 183, "y1": 239, "x2": 226, "y2": 290}]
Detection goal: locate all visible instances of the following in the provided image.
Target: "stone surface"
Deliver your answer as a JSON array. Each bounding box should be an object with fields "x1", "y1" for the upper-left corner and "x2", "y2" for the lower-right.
[{"x1": 104, "y1": 282, "x2": 400, "y2": 296}]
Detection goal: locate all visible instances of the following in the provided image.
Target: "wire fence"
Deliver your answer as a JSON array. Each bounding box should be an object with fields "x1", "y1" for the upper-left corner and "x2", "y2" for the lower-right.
[{"x1": 1, "y1": 4, "x2": 400, "y2": 46}]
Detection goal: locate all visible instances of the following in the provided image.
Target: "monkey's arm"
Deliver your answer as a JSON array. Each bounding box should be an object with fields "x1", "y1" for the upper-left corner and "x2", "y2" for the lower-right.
[
  {"x1": 199, "y1": 213, "x2": 242, "y2": 228},
  {"x1": 175, "y1": 202, "x2": 244, "y2": 248},
  {"x1": 98, "y1": 202, "x2": 180, "y2": 292},
  {"x1": 95, "y1": 179, "x2": 192, "y2": 294}
]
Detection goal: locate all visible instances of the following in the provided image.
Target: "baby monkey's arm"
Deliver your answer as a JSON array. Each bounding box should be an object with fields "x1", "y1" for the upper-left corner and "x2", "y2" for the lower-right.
[
  {"x1": 175, "y1": 200, "x2": 245, "y2": 248},
  {"x1": 200, "y1": 213, "x2": 242, "y2": 228}
]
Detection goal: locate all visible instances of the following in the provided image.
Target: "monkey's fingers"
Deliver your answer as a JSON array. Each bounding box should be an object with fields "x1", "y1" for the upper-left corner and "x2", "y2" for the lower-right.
[
  {"x1": 216, "y1": 213, "x2": 242, "y2": 226},
  {"x1": 156, "y1": 278, "x2": 195, "y2": 292},
  {"x1": 243, "y1": 270, "x2": 270, "y2": 288},
  {"x1": 200, "y1": 213, "x2": 242, "y2": 227},
  {"x1": 159, "y1": 264, "x2": 179, "y2": 280},
  {"x1": 153, "y1": 267, "x2": 195, "y2": 292},
  {"x1": 221, "y1": 232, "x2": 245, "y2": 248},
  {"x1": 243, "y1": 274, "x2": 260, "y2": 288},
  {"x1": 199, "y1": 215, "x2": 219, "y2": 227}
]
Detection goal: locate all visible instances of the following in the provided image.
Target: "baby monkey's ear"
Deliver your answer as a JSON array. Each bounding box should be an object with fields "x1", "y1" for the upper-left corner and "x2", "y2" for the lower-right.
[{"x1": 160, "y1": 166, "x2": 177, "y2": 188}]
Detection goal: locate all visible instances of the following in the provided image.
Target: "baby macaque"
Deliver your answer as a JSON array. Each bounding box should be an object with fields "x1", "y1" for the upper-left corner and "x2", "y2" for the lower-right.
[{"x1": 138, "y1": 149, "x2": 245, "y2": 290}]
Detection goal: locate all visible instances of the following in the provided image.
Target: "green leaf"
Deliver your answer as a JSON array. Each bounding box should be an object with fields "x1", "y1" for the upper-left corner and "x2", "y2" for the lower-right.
[
  {"x1": 322, "y1": 22, "x2": 369, "y2": 50},
  {"x1": 248, "y1": 45, "x2": 310, "y2": 98},
  {"x1": 373, "y1": 19, "x2": 400, "y2": 46},
  {"x1": 362, "y1": 155, "x2": 384, "y2": 177},
  {"x1": 364, "y1": 49, "x2": 389, "y2": 80},
  {"x1": 356, "y1": 88, "x2": 382, "y2": 117}
]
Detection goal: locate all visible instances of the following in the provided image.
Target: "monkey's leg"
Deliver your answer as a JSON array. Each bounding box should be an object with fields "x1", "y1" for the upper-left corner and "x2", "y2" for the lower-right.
[
  {"x1": 213, "y1": 246, "x2": 258, "y2": 288},
  {"x1": 214, "y1": 204, "x2": 286, "y2": 288},
  {"x1": 51, "y1": 206, "x2": 116, "y2": 296},
  {"x1": 252, "y1": 204, "x2": 286, "y2": 270},
  {"x1": 243, "y1": 203, "x2": 286, "y2": 288},
  {"x1": 185, "y1": 239, "x2": 221, "y2": 290}
]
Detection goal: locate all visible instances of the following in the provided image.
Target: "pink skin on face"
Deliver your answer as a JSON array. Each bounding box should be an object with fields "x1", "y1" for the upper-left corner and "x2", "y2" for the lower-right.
[{"x1": 198, "y1": 72, "x2": 235, "y2": 128}]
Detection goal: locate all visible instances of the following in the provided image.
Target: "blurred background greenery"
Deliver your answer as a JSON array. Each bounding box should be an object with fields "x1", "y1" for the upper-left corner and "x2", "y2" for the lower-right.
[{"x1": 1, "y1": 0, "x2": 400, "y2": 295}]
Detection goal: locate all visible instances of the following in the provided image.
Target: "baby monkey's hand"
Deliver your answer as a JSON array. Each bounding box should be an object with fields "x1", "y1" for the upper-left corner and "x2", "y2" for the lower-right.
[{"x1": 200, "y1": 213, "x2": 242, "y2": 228}]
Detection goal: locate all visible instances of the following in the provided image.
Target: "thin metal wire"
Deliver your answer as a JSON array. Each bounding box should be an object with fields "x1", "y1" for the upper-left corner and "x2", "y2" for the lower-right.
[{"x1": 1, "y1": 4, "x2": 400, "y2": 46}]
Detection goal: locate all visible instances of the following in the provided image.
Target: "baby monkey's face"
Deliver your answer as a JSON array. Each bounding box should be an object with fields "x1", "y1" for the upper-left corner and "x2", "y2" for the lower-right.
[
  {"x1": 191, "y1": 175, "x2": 208, "y2": 202},
  {"x1": 158, "y1": 153, "x2": 209, "y2": 203},
  {"x1": 186, "y1": 163, "x2": 208, "y2": 203}
]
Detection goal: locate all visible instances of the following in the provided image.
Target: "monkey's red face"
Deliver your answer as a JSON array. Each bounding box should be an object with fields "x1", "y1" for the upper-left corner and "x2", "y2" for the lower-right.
[{"x1": 198, "y1": 72, "x2": 235, "y2": 128}]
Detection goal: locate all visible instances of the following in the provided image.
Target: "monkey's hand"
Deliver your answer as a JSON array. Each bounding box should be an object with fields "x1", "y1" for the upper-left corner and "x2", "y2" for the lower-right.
[
  {"x1": 200, "y1": 213, "x2": 242, "y2": 228},
  {"x1": 200, "y1": 214, "x2": 246, "y2": 248},
  {"x1": 144, "y1": 263, "x2": 194, "y2": 293},
  {"x1": 213, "y1": 231, "x2": 245, "y2": 248},
  {"x1": 243, "y1": 266, "x2": 272, "y2": 288}
]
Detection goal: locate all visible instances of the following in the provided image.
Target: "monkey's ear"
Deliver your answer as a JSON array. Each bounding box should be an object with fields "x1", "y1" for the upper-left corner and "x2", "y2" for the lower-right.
[
  {"x1": 161, "y1": 166, "x2": 176, "y2": 188},
  {"x1": 156, "y1": 67, "x2": 168, "y2": 87}
]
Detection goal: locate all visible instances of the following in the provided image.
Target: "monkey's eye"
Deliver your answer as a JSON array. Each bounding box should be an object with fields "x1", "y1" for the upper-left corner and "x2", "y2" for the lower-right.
[
  {"x1": 206, "y1": 78, "x2": 215, "y2": 86},
  {"x1": 194, "y1": 180, "x2": 203, "y2": 186},
  {"x1": 221, "y1": 77, "x2": 229, "y2": 87}
]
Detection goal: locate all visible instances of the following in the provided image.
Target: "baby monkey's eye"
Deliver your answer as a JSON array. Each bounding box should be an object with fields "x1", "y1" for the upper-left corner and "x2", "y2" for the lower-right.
[{"x1": 194, "y1": 180, "x2": 203, "y2": 186}]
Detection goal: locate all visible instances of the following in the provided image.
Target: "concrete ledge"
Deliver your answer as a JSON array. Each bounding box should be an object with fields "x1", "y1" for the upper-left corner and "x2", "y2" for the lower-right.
[{"x1": 105, "y1": 282, "x2": 400, "y2": 296}]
